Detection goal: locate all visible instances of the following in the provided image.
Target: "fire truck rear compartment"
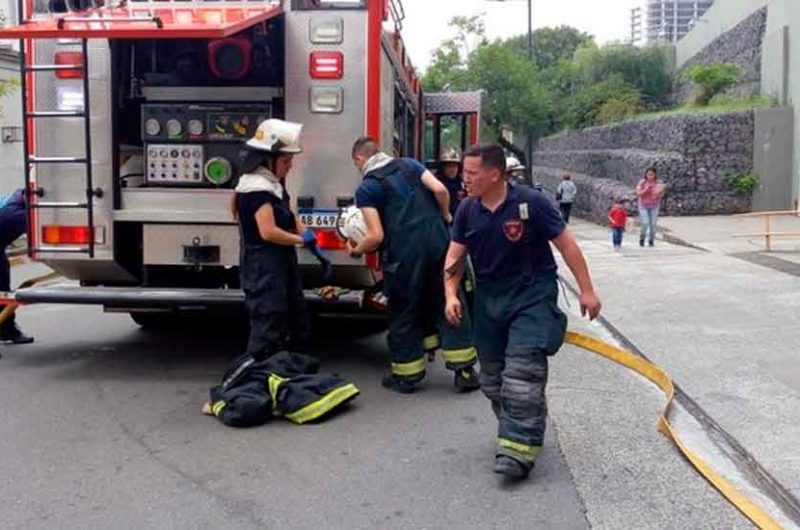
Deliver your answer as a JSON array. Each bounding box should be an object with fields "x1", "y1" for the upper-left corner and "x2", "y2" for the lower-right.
[{"x1": 105, "y1": 20, "x2": 286, "y2": 288}]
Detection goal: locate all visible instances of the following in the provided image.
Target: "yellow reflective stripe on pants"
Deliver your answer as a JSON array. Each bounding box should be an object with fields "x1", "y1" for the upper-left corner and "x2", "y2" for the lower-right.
[
  {"x1": 391, "y1": 356, "x2": 427, "y2": 377},
  {"x1": 423, "y1": 334, "x2": 440, "y2": 351},
  {"x1": 284, "y1": 383, "x2": 361, "y2": 424},
  {"x1": 497, "y1": 437, "x2": 542, "y2": 462},
  {"x1": 443, "y1": 346, "x2": 477, "y2": 364},
  {"x1": 211, "y1": 400, "x2": 226, "y2": 417},
  {"x1": 268, "y1": 374, "x2": 286, "y2": 415}
]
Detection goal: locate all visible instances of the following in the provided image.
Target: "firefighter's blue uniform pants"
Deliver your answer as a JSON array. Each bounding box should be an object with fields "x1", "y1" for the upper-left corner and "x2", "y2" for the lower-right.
[{"x1": 473, "y1": 272, "x2": 567, "y2": 467}]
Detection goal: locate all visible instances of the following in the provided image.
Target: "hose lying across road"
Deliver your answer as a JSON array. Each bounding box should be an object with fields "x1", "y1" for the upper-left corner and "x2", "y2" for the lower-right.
[
  {"x1": 0, "y1": 259, "x2": 789, "y2": 527},
  {"x1": 565, "y1": 330, "x2": 783, "y2": 530}
]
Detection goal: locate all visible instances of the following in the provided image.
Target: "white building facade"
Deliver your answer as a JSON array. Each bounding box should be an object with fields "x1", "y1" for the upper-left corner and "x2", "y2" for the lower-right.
[{"x1": 631, "y1": 0, "x2": 715, "y2": 45}]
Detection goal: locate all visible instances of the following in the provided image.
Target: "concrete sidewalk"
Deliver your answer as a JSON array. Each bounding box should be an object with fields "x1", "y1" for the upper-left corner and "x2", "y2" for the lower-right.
[{"x1": 565, "y1": 216, "x2": 800, "y2": 504}]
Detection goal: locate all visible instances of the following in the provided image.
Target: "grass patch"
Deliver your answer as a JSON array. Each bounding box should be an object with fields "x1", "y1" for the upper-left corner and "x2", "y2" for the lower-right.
[{"x1": 619, "y1": 95, "x2": 778, "y2": 123}]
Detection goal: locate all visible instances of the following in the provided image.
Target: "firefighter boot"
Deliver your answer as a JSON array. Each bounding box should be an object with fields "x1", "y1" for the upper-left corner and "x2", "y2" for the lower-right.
[
  {"x1": 454, "y1": 367, "x2": 480, "y2": 392},
  {"x1": 494, "y1": 455, "x2": 531, "y2": 480},
  {"x1": 0, "y1": 314, "x2": 33, "y2": 345},
  {"x1": 381, "y1": 372, "x2": 424, "y2": 394}
]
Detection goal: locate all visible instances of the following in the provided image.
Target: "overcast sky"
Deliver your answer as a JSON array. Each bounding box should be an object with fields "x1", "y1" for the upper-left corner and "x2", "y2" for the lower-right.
[{"x1": 400, "y1": 0, "x2": 642, "y2": 72}]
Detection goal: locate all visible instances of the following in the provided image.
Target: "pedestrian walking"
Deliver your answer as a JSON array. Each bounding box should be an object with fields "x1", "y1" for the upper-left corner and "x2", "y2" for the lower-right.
[
  {"x1": 436, "y1": 147, "x2": 467, "y2": 218},
  {"x1": 635, "y1": 167, "x2": 666, "y2": 247},
  {"x1": 608, "y1": 199, "x2": 628, "y2": 250},
  {"x1": 444, "y1": 144, "x2": 601, "y2": 480},
  {"x1": 0, "y1": 188, "x2": 33, "y2": 345},
  {"x1": 235, "y1": 119, "x2": 315, "y2": 361},
  {"x1": 556, "y1": 174, "x2": 577, "y2": 223},
  {"x1": 348, "y1": 136, "x2": 479, "y2": 394}
]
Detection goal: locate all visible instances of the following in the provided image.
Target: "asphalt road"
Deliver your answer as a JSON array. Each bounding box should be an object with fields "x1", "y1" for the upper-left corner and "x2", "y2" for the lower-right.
[{"x1": 0, "y1": 260, "x2": 754, "y2": 529}]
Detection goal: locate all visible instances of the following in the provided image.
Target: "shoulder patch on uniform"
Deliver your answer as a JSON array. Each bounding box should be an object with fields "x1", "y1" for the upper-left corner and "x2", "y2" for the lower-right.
[{"x1": 503, "y1": 219, "x2": 524, "y2": 242}]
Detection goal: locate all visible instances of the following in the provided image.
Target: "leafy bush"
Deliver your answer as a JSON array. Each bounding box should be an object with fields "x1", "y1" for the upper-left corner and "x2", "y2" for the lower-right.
[
  {"x1": 686, "y1": 63, "x2": 742, "y2": 106},
  {"x1": 595, "y1": 93, "x2": 644, "y2": 125},
  {"x1": 0, "y1": 77, "x2": 20, "y2": 118},
  {"x1": 564, "y1": 80, "x2": 641, "y2": 129},
  {"x1": 725, "y1": 172, "x2": 759, "y2": 194}
]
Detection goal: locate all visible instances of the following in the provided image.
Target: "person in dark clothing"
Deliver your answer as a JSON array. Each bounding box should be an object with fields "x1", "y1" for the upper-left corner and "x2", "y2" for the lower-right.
[
  {"x1": 235, "y1": 119, "x2": 316, "y2": 361},
  {"x1": 436, "y1": 148, "x2": 467, "y2": 218},
  {"x1": 444, "y1": 145, "x2": 601, "y2": 480},
  {"x1": 0, "y1": 189, "x2": 33, "y2": 345},
  {"x1": 347, "y1": 137, "x2": 479, "y2": 394}
]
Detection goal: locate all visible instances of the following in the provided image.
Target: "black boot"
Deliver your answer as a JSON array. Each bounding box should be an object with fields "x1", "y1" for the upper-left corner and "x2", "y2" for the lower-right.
[
  {"x1": 493, "y1": 455, "x2": 531, "y2": 479},
  {"x1": 0, "y1": 318, "x2": 34, "y2": 345},
  {"x1": 454, "y1": 367, "x2": 480, "y2": 392},
  {"x1": 381, "y1": 372, "x2": 423, "y2": 394}
]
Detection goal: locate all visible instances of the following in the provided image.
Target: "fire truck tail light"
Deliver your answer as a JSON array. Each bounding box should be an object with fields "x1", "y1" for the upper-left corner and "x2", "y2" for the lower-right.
[
  {"x1": 310, "y1": 17, "x2": 344, "y2": 44},
  {"x1": 313, "y1": 229, "x2": 346, "y2": 250},
  {"x1": 56, "y1": 85, "x2": 84, "y2": 112},
  {"x1": 309, "y1": 51, "x2": 344, "y2": 79},
  {"x1": 54, "y1": 52, "x2": 83, "y2": 79},
  {"x1": 42, "y1": 225, "x2": 104, "y2": 245},
  {"x1": 310, "y1": 86, "x2": 343, "y2": 114}
]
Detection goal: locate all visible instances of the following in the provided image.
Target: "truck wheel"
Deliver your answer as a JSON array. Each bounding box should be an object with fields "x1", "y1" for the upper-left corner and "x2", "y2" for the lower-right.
[{"x1": 129, "y1": 312, "x2": 177, "y2": 330}]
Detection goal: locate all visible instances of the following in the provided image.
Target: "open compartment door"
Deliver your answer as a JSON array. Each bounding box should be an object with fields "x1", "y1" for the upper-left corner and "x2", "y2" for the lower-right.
[{"x1": 0, "y1": 3, "x2": 283, "y2": 40}]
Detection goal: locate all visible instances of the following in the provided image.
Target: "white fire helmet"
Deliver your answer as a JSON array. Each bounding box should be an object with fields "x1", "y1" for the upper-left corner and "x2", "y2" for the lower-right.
[
  {"x1": 246, "y1": 119, "x2": 303, "y2": 153},
  {"x1": 506, "y1": 156, "x2": 525, "y2": 173},
  {"x1": 337, "y1": 205, "x2": 367, "y2": 245}
]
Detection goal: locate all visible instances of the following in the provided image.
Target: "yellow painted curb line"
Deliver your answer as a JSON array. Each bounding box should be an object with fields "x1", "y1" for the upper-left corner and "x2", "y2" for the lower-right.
[{"x1": 565, "y1": 331, "x2": 782, "y2": 530}]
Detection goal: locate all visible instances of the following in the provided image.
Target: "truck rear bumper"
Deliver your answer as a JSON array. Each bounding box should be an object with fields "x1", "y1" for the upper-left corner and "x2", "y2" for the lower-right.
[{"x1": 14, "y1": 284, "x2": 366, "y2": 313}]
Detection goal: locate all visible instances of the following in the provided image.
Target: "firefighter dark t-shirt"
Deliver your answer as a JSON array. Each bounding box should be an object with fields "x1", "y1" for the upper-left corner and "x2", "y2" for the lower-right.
[
  {"x1": 236, "y1": 191, "x2": 297, "y2": 246},
  {"x1": 451, "y1": 185, "x2": 565, "y2": 280}
]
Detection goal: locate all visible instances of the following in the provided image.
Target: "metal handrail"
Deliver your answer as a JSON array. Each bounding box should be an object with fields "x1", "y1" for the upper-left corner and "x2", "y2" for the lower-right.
[{"x1": 57, "y1": 15, "x2": 164, "y2": 30}]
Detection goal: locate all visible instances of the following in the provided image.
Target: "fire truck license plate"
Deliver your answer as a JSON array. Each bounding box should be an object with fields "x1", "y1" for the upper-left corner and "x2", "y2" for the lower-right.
[{"x1": 299, "y1": 210, "x2": 342, "y2": 230}]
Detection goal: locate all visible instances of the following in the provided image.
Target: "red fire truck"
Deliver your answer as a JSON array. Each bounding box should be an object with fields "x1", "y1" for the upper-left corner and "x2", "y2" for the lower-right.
[{"x1": 0, "y1": 0, "x2": 481, "y2": 325}]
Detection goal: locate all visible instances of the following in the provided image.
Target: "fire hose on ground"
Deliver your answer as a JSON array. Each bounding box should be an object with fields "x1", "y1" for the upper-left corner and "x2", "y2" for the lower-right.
[{"x1": 0, "y1": 266, "x2": 785, "y2": 527}]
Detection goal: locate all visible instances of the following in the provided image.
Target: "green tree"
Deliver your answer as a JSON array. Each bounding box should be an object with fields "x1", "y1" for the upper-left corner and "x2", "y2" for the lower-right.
[
  {"x1": 686, "y1": 63, "x2": 742, "y2": 106},
  {"x1": 465, "y1": 41, "x2": 553, "y2": 139},
  {"x1": 575, "y1": 44, "x2": 671, "y2": 106},
  {"x1": 506, "y1": 26, "x2": 593, "y2": 70},
  {"x1": 423, "y1": 16, "x2": 552, "y2": 142}
]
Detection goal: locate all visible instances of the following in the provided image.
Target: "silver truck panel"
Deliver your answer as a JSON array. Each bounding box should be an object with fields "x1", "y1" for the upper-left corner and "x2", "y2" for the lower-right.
[{"x1": 33, "y1": 38, "x2": 115, "y2": 264}]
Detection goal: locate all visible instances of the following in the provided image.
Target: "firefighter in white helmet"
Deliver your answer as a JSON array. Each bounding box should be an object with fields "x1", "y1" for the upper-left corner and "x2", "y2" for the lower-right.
[
  {"x1": 505, "y1": 156, "x2": 526, "y2": 186},
  {"x1": 234, "y1": 119, "x2": 316, "y2": 360}
]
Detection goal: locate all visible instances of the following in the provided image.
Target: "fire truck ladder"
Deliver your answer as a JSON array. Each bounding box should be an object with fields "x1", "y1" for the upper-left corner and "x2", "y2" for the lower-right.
[{"x1": 18, "y1": 36, "x2": 100, "y2": 258}]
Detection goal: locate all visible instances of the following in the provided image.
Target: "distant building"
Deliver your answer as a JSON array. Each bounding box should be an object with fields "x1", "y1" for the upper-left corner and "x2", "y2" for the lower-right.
[{"x1": 631, "y1": 0, "x2": 715, "y2": 45}]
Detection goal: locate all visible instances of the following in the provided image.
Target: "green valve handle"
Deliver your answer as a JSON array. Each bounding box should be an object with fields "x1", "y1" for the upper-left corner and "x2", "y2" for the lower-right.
[{"x1": 204, "y1": 157, "x2": 232, "y2": 186}]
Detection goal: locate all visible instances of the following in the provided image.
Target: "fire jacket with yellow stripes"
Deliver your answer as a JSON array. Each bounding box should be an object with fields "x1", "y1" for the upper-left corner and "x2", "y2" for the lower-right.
[{"x1": 209, "y1": 351, "x2": 360, "y2": 428}]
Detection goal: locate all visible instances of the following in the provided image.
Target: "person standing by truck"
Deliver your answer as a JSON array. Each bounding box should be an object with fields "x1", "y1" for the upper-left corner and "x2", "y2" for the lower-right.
[
  {"x1": 235, "y1": 119, "x2": 317, "y2": 361},
  {"x1": 444, "y1": 145, "x2": 601, "y2": 479},
  {"x1": 0, "y1": 189, "x2": 33, "y2": 345},
  {"x1": 347, "y1": 137, "x2": 479, "y2": 394}
]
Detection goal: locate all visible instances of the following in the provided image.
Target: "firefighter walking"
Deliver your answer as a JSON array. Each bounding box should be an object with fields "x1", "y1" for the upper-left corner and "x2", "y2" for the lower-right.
[
  {"x1": 235, "y1": 119, "x2": 317, "y2": 361},
  {"x1": 444, "y1": 145, "x2": 601, "y2": 479},
  {"x1": 347, "y1": 137, "x2": 479, "y2": 394}
]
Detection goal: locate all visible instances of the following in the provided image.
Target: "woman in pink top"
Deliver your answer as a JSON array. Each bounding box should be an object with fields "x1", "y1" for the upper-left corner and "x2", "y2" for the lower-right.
[{"x1": 635, "y1": 167, "x2": 666, "y2": 247}]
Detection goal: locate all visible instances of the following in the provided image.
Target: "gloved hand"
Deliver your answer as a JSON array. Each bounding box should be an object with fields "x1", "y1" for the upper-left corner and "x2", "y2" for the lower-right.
[{"x1": 301, "y1": 229, "x2": 318, "y2": 248}]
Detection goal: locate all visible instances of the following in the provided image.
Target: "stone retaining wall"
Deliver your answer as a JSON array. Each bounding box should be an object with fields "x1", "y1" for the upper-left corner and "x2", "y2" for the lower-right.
[
  {"x1": 673, "y1": 7, "x2": 768, "y2": 104},
  {"x1": 533, "y1": 111, "x2": 755, "y2": 220}
]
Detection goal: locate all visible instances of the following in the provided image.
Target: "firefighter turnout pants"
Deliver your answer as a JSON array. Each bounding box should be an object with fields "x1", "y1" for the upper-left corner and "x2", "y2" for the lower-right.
[
  {"x1": 384, "y1": 238, "x2": 477, "y2": 383},
  {"x1": 241, "y1": 244, "x2": 310, "y2": 361},
  {"x1": 473, "y1": 272, "x2": 567, "y2": 468}
]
